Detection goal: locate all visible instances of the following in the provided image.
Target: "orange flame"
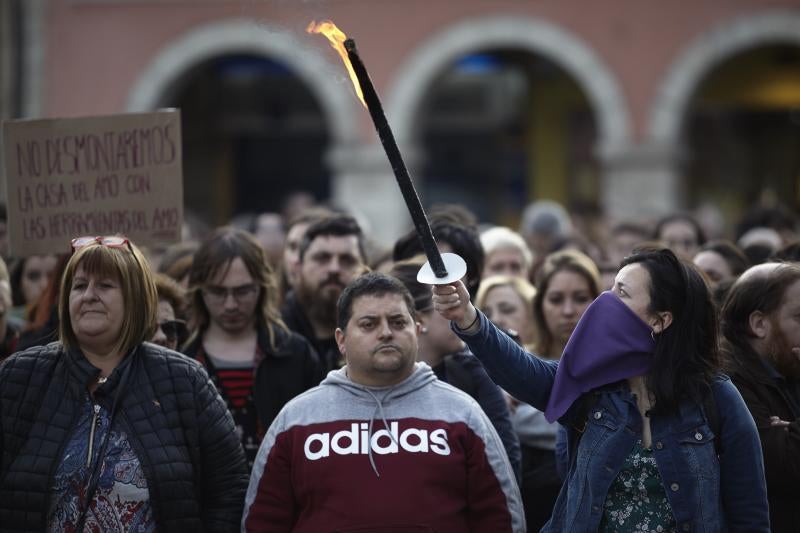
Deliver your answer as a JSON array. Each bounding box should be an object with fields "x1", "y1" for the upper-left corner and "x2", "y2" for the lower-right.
[{"x1": 307, "y1": 20, "x2": 366, "y2": 108}]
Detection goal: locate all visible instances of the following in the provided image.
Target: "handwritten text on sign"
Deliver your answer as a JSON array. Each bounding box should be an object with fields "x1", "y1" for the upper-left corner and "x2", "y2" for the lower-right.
[{"x1": 3, "y1": 110, "x2": 183, "y2": 256}]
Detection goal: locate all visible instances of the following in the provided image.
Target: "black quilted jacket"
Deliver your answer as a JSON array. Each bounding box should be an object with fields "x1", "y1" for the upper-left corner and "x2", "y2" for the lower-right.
[{"x1": 0, "y1": 341, "x2": 249, "y2": 532}]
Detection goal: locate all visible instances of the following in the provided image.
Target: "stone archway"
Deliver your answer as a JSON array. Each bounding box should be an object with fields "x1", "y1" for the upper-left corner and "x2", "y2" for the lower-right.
[
  {"x1": 374, "y1": 16, "x2": 635, "y2": 224},
  {"x1": 649, "y1": 10, "x2": 800, "y2": 148},
  {"x1": 126, "y1": 18, "x2": 359, "y2": 151},
  {"x1": 386, "y1": 16, "x2": 631, "y2": 159},
  {"x1": 637, "y1": 10, "x2": 800, "y2": 218}
]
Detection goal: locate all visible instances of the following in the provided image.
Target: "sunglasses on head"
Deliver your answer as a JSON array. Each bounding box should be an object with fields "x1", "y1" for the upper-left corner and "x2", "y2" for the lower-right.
[
  {"x1": 70, "y1": 234, "x2": 144, "y2": 277},
  {"x1": 71, "y1": 236, "x2": 131, "y2": 251}
]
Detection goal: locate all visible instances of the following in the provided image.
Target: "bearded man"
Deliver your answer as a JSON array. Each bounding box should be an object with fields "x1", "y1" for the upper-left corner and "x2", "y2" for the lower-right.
[
  {"x1": 282, "y1": 214, "x2": 368, "y2": 371},
  {"x1": 721, "y1": 262, "x2": 800, "y2": 533}
]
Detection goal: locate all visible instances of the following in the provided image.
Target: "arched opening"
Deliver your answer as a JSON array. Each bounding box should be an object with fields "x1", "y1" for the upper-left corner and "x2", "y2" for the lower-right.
[
  {"x1": 415, "y1": 49, "x2": 598, "y2": 226},
  {"x1": 684, "y1": 44, "x2": 800, "y2": 217},
  {"x1": 126, "y1": 20, "x2": 360, "y2": 227},
  {"x1": 161, "y1": 53, "x2": 330, "y2": 225}
]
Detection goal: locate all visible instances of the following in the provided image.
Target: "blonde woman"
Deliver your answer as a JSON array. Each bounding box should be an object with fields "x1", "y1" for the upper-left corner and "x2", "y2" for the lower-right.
[{"x1": 476, "y1": 274, "x2": 537, "y2": 348}]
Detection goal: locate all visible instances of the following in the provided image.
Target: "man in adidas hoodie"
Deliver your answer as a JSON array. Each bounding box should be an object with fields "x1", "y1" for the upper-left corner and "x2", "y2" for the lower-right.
[{"x1": 243, "y1": 272, "x2": 525, "y2": 532}]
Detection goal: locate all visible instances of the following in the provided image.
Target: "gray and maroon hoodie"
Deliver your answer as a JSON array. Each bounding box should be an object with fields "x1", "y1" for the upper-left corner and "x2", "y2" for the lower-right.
[{"x1": 243, "y1": 362, "x2": 525, "y2": 532}]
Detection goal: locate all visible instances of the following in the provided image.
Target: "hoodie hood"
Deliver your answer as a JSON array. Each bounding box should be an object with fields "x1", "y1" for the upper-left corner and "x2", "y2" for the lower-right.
[
  {"x1": 320, "y1": 362, "x2": 437, "y2": 476},
  {"x1": 321, "y1": 361, "x2": 437, "y2": 401}
]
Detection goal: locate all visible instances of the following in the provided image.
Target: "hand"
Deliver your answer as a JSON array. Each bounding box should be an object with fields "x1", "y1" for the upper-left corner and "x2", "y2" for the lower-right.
[
  {"x1": 769, "y1": 416, "x2": 791, "y2": 430},
  {"x1": 431, "y1": 281, "x2": 477, "y2": 330}
]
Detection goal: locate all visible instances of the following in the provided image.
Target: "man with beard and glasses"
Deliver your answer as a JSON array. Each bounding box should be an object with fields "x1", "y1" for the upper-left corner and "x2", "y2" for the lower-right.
[
  {"x1": 183, "y1": 228, "x2": 323, "y2": 466},
  {"x1": 722, "y1": 261, "x2": 800, "y2": 532},
  {"x1": 282, "y1": 214, "x2": 368, "y2": 371}
]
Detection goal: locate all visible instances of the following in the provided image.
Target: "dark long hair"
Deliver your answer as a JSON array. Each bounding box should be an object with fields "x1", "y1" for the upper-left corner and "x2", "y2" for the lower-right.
[
  {"x1": 621, "y1": 247, "x2": 719, "y2": 414},
  {"x1": 186, "y1": 227, "x2": 287, "y2": 349}
]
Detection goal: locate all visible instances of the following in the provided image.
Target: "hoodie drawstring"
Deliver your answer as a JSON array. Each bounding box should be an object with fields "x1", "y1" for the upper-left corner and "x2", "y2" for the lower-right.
[
  {"x1": 362, "y1": 388, "x2": 400, "y2": 477},
  {"x1": 320, "y1": 363, "x2": 437, "y2": 477}
]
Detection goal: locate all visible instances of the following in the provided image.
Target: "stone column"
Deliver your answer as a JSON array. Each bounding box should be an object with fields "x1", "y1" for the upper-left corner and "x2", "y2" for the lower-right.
[
  {"x1": 0, "y1": 0, "x2": 45, "y2": 204},
  {"x1": 328, "y1": 142, "x2": 428, "y2": 247},
  {"x1": 599, "y1": 142, "x2": 685, "y2": 222}
]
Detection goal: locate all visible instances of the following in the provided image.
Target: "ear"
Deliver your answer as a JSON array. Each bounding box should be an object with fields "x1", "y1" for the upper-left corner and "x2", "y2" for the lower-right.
[
  {"x1": 748, "y1": 311, "x2": 770, "y2": 339},
  {"x1": 334, "y1": 327, "x2": 346, "y2": 358},
  {"x1": 416, "y1": 321, "x2": 424, "y2": 335},
  {"x1": 652, "y1": 311, "x2": 673, "y2": 334}
]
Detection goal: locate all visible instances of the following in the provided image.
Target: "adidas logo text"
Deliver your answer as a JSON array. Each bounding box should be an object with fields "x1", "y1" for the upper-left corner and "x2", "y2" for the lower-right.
[{"x1": 304, "y1": 421, "x2": 450, "y2": 460}]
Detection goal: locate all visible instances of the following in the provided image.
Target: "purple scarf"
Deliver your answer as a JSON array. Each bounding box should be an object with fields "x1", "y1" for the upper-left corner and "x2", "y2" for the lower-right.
[{"x1": 544, "y1": 291, "x2": 655, "y2": 422}]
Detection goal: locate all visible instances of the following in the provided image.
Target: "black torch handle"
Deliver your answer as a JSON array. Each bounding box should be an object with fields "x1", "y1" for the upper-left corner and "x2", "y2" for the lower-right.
[{"x1": 344, "y1": 39, "x2": 448, "y2": 279}]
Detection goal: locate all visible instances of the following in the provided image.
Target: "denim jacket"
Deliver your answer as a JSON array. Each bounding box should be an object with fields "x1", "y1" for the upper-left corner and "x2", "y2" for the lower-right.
[{"x1": 454, "y1": 311, "x2": 770, "y2": 532}]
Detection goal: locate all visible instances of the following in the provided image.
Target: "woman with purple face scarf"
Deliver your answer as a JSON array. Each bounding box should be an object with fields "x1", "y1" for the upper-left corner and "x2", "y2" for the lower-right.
[{"x1": 433, "y1": 247, "x2": 769, "y2": 532}]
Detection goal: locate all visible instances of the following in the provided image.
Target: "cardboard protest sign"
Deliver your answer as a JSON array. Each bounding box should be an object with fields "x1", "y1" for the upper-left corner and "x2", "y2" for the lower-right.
[{"x1": 2, "y1": 110, "x2": 183, "y2": 257}]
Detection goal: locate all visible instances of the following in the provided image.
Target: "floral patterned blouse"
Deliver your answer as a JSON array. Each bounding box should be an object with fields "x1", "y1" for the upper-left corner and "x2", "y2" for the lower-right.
[
  {"x1": 599, "y1": 439, "x2": 677, "y2": 532},
  {"x1": 48, "y1": 394, "x2": 154, "y2": 532}
]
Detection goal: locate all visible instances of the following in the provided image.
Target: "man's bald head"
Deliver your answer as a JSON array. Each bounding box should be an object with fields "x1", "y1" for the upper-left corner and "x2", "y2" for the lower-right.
[{"x1": 732, "y1": 262, "x2": 783, "y2": 285}]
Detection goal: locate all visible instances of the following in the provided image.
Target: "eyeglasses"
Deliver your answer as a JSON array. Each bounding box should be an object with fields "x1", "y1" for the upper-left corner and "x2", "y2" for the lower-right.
[
  {"x1": 71, "y1": 236, "x2": 131, "y2": 250},
  {"x1": 202, "y1": 284, "x2": 259, "y2": 304},
  {"x1": 158, "y1": 319, "x2": 186, "y2": 343}
]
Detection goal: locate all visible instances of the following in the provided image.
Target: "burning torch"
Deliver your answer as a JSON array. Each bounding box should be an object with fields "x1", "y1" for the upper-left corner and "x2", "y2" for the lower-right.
[{"x1": 307, "y1": 20, "x2": 467, "y2": 285}]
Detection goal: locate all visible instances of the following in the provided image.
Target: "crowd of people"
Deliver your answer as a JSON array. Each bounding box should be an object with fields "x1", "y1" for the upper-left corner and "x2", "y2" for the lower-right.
[{"x1": 0, "y1": 197, "x2": 798, "y2": 532}]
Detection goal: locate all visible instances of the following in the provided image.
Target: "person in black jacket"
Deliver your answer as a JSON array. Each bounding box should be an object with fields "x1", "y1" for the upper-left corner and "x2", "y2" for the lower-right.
[
  {"x1": 183, "y1": 227, "x2": 323, "y2": 465},
  {"x1": 0, "y1": 235, "x2": 248, "y2": 532}
]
